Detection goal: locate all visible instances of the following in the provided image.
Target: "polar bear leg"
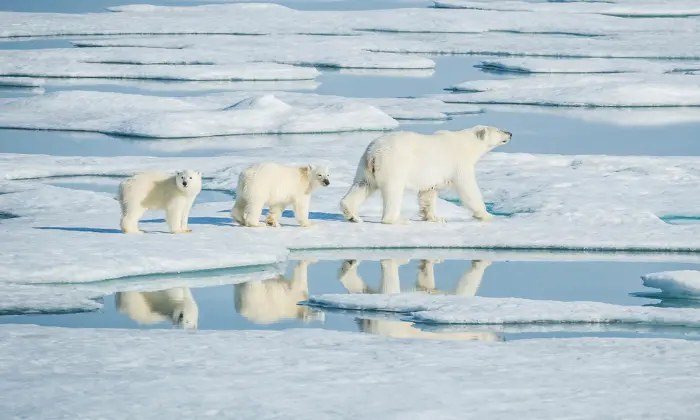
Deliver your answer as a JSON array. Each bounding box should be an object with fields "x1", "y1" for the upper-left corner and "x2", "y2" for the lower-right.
[
  {"x1": 231, "y1": 199, "x2": 246, "y2": 226},
  {"x1": 166, "y1": 198, "x2": 186, "y2": 234},
  {"x1": 418, "y1": 189, "x2": 445, "y2": 223},
  {"x1": 121, "y1": 204, "x2": 146, "y2": 234},
  {"x1": 180, "y1": 198, "x2": 194, "y2": 233},
  {"x1": 293, "y1": 195, "x2": 314, "y2": 228},
  {"x1": 340, "y1": 182, "x2": 376, "y2": 223},
  {"x1": 456, "y1": 173, "x2": 493, "y2": 222},
  {"x1": 242, "y1": 199, "x2": 265, "y2": 228},
  {"x1": 265, "y1": 205, "x2": 283, "y2": 227},
  {"x1": 379, "y1": 183, "x2": 408, "y2": 225},
  {"x1": 339, "y1": 260, "x2": 369, "y2": 294}
]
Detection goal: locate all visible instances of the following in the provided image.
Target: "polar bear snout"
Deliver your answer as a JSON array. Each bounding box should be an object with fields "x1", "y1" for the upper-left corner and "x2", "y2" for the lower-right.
[
  {"x1": 322, "y1": 178, "x2": 330, "y2": 186},
  {"x1": 501, "y1": 130, "x2": 512, "y2": 144}
]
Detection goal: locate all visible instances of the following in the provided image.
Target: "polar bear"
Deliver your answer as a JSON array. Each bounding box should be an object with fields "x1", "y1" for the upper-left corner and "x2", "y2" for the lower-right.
[
  {"x1": 117, "y1": 170, "x2": 202, "y2": 234},
  {"x1": 231, "y1": 163, "x2": 330, "y2": 228},
  {"x1": 115, "y1": 287, "x2": 199, "y2": 329},
  {"x1": 340, "y1": 125, "x2": 512, "y2": 224},
  {"x1": 234, "y1": 259, "x2": 325, "y2": 324}
]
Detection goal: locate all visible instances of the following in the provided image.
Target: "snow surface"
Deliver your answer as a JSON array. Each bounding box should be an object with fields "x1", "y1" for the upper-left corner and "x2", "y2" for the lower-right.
[
  {"x1": 433, "y1": 0, "x2": 700, "y2": 18},
  {"x1": 441, "y1": 74, "x2": 700, "y2": 107},
  {"x1": 1, "y1": 325, "x2": 700, "y2": 419},
  {"x1": 474, "y1": 57, "x2": 700, "y2": 75},
  {"x1": 307, "y1": 293, "x2": 700, "y2": 327},
  {"x1": 641, "y1": 271, "x2": 700, "y2": 300},
  {"x1": 0, "y1": 48, "x2": 320, "y2": 81},
  {"x1": 0, "y1": 91, "x2": 400, "y2": 138}
]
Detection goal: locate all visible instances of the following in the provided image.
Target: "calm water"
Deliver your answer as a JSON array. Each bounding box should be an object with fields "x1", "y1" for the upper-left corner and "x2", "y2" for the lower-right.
[
  {"x1": 3, "y1": 0, "x2": 700, "y2": 341},
  {"x1": 3, "y1": 257, "x2": 700, "y2": 341}
]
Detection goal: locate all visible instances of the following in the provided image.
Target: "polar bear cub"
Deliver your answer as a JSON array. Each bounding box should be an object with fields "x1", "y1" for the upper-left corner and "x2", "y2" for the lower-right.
[
  {"x1": 231, "y1": 163, "x2": 330, "y2": 228},
  {"x1": 115, "y1": 287, "x2": 199, "y2": 329},
  {"x1": 118, "y1": 170, "x2": 202, "y2": 234},
  {"x1": 340, "y1": 125, "x2": 512, "y2": 224}
]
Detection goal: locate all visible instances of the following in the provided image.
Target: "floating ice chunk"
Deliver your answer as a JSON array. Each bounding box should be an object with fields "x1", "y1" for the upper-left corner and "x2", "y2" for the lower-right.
[
  {"x1": 474, "y1": 57, "x2": 700, "y2": 75},
  {"x1": 440, "y1": 74, "x2": 700, "y2": 107},
  {"x1": 0, "y1": 91, "x2": 398, "y2": 138},
  {"x1": 433, "y1": 0, "x2": 700, "y2": 18},
  {"x1": 0, "y1": 49, "x2": 319, "y2": 81},
  {"x1": 306, "y1": 293, "x2": 700, "y2": 327},
  {"x1": 0, "y1": 283, "x2": 101, "y2": 315},
  {"x1": 641, "y1": 271, "x2": 700, "y2": 300},
  {"x1": 478, "y1": 105, "x2": 700, "y2": 126},
  {"x1": 0, "y1": 77, "x2": 44, "y2": 88},
  {"x1": 70, "y1": 36, "x2": 435, "y2": 70},
  {"x1": 368, "y1": 32, "x2": 700, "y2": 60}
]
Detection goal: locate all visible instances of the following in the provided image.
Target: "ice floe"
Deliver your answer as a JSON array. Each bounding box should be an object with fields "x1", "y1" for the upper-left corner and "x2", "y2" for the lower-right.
[
  {"x1": 70, "y1": 35, "x2": 435, "y2": 70},
  {"x1": 2, "y1": 325, "x2": 700, "y2": 419},
  {"x1": 0, "y1": 77, "x2": 44, "y2": 88},
  {"x1": 0, "y1": 48, "x2": 320, "y2": 81},
  {"x1": 4, "y1": 149, "x2": 700, "y2": 292},
  {"x1": 433, "y1": 0, "x2": 700, "y2": 18},
  {"x1": 307, "y1": 293, "x2": 700, "y2": 327},
  {"x1": 0, "y1": 283, "x2": 101, "y2": 315},
  {"x1": 2, "y1": 3, "x2": 691, "y2": 38},
  {"x1": 474, "y1": 57, "x2": 700, "y2": 75},
  {"x1": 0, "y1": 91, "x2": 399, "y2": 138},
  {"x1": 640, "y1": 271, "x2": 700, "y2": 300},
  {"x1": 440, "y1": 74, "x2": 700, "y2": 107}
]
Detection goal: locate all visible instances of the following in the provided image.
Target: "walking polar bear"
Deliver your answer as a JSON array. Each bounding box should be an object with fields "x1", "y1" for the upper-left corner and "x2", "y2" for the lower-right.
[
  {"x1": 232, "y1": 163, "x2": 330, "y2": 228},
  {"x1": 340, "y1": 125, "x2": 512, "y2": 224},
  {"x1": 115, "y1": 287, "x2": 199, "y2": 329},
  {"x1": 118, "y1": 170, "x2": 202, "y2": 234}
]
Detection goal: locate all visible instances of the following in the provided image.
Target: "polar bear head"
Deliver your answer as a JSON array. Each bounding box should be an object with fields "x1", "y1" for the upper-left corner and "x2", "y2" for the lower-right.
[
  {"x1": 306, "y1": 164, "x2": 331, "y2": 189},
  {"x1": 471, "y1": 125, "x2": 512, "y2": 149},
  {"x1": 175, "y1": 170, "x2": 203, "y2": 195},
  {"x1": 172, "y1": 300, "x2": 199, "y2": 330}
]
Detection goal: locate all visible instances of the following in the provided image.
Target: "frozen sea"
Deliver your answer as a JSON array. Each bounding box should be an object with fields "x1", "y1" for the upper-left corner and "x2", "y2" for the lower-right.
[{"x1": 2, "y1": 0, "x2": 700, "y2": 418}]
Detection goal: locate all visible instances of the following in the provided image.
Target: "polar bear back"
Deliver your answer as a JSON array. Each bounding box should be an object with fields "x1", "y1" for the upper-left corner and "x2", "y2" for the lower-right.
[
  {"x1": 119, "y1": 172, "x2": 184, "y2": 210},
  {"x1": 366, "y1": 131, "x2": 484, "y2": 191},
  {"x1": 237, "y1": 163, "x2": 309, "y2": 205}
]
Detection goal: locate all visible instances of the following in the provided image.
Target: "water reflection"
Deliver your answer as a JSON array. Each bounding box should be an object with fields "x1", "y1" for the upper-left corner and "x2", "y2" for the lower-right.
[
  {"x1": 234, "y1": 259, "x2": 325, "y2": 324},
  {"x1": 339, "y1": 258, "x2": 502, "y2": 341},
  {"x1": 115, "y1": 287, "x2": 199, "y2": 329}
]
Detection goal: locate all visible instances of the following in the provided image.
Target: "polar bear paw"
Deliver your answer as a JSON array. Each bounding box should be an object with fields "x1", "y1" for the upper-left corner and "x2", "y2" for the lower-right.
[
  {"x1": 423, "y1": 215, "x2": 446, "y2": 223},
  {"x1": 381, "y1": 218, "x2": 409, "y2": 225},
  {"x1": 300, "y1": 221, "x2": 316, "y2": 228},
  {"x1": 473, "y1": 212, "x2": 494, "y2": 222}
]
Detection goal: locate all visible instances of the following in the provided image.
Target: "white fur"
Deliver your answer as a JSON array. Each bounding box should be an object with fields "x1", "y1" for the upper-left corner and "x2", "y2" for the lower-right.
[
  {"x1": 117, "y1": 170, "x2": 202, "y2": 234},
  {"x1": 231, "y1": 163, "x2": 330, "y2": 228},
  {"x1": 340, "y1": 125, "x2": 512, "y2": 224},
  {"x1": 234, "y1": 260, "x2": 324, "y2": 324},
  {"x1": 115, "y1": 287, "x2": 199, "y2": 329}
]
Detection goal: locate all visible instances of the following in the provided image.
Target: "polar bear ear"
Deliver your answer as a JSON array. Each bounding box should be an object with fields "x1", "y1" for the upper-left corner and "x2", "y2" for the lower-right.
[
  {"x1": 306, "y1": 164, "x2": 313, "y2": 173},
  {"x1": 475, "y1": 127, "x2": 487, "y2": 141}
]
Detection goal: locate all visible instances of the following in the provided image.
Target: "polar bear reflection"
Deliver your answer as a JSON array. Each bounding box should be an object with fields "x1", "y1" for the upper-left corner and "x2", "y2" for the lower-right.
[
  {"x1": 115, "y1": 287, "x2": 199, "y2": 329},
  {"x1": 234, "y1": 260, "x2": 325, "y2": 324},
  {"x1": 339, "y1": 259, "x2": 500, "y2": 341}
]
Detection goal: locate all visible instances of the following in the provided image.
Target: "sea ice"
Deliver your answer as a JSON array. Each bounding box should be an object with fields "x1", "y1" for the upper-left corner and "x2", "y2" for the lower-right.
[
  {"x1": 440, "y1": 74, "x2": 700, "y2": 107},
  {"x1": 433, "y1": 0, "x2": 700, "y2": 18},
  {"x1": 307, "y1": 293, "x2": 700, "y2": 327},
  {"x1": 70, "y1": 35, "x2": 436, "y2": 70},
  {"x1": 474, "y1": 57, "x2": 700, "y2": 75},
  {"x1": 0, "y1": 91, "x2": 398, "y2": 138},
  {"x1": 0, "y1": 283, "x2": 101, "y2": 315},
  {"x1": 1, "y1": 325, "x2": 699, "y2": 419},
  {"x1": 0, "y1": 77, "x2": 44, "y2": 88},
  {"x1": 640, "y1": 271, "x2": 700, "y2": 300},
  {"x1": 0, "y1": 49, "x2": 320, "y2": 81}
]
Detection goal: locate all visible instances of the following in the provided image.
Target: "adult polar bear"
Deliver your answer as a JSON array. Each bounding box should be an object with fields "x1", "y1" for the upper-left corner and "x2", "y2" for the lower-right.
[{"x1": 340, "y1": 126, "x2": 512, "y2": 224}]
